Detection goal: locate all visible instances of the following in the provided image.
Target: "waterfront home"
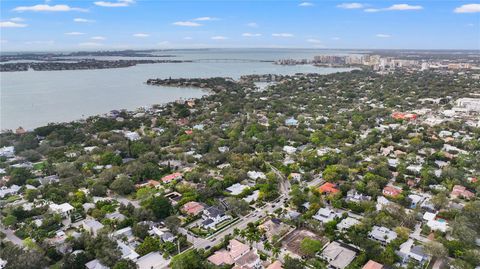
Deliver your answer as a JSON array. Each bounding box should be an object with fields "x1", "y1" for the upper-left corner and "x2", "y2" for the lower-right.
[
  {"x1": 368, "y1": 226, "x2": 397, "y2": 246},
  {"x1": 319, "y1": 241, "x2": 357, "y2": 269}
]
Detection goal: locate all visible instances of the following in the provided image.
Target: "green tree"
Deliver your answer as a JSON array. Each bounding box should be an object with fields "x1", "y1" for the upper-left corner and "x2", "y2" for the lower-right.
[
  {"x1": 147, "y1": 195, "x2": 173, "y2": 220},
  {"x1": 110, "y1": 175, "x2": 135, "y2": 195},
  {"x1": 300, "y1": 238, "x2": 324, "y2": 257},
  {"x1": 170, "y1": 249, "x2": 204, "y2": 269},
  {"x1": 135, "y1": 236, "x2": 160, "y2": 256}
]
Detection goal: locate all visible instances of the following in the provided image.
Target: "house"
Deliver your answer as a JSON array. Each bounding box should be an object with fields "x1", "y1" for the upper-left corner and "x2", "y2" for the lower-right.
[
  {"x1": 243, "y1": 190, "x2": 260, "y2": 203},
  {"x1": 450, "y1": 185, "x2": 474, "y2": 199},
  {"x1": 337, "y1": 217, "x2": 360, "y2": 231},
  {"x1": 382, "y1": 185, "x2": 402, "y2": 198},
  {"x1": 38, "y1": 175, "x2": 60, "y2": 186},
  {"x1": 83, "y1": 219, "x2": 104, "y2": 236},
  {"x1": 319, "y1": 241, "x2": 357, "y2": 269},
  {"x1": 283, "y1": 145, "x2": 297, "y2": 154},
  {"x1": 397, "y1": 239, "x2": 430, "y2": 265},
  {"x1": 368, "y1": 226, "x2": 397, "y2": 245},
  {"x1": 49, "y1": 203, "x2": 74, "y2": 218},
  {"x1": 258, "y1": 218, "x2": 291, "y2": 241},
  {"x1": 0, "y1": 185, "x2": 20, "y2": 198},
  {"x1": 361, "y1": 260, "x2": 383, "y2": 269},
  {"x1": 226, "y1": 183, "x2": 249, "y2": 196},
  {"x1": 423, "y1": 212, "x2": 448, "y2": 232},
  {"x1": 85, "y1": 259, "x2": 109, "y2": 269},
  {"x1": 201, "y1": 206, "x2": 231, "y2": 229},
  {"x1": 135, "y1": 251, "x2": 169, "y2": 269},
  {"x1": 0, "y1": 146, "x2": 15, "y2": 158},
  {"x1": 345, "y1": 190, "x2": 371, "y2": 203},
  {"x1": 124, "y1": 131, "x2": 140, "y2": 141},
  {"x1": 285, "y1": 117, "x2": 299, "y2": 127},
  {"x1": 181, "y1": 201, "x2": 206, "y2": 216},
  {"x1": 267, "y1": 261, "x2": 283, "y2": 269},
  {"x1": 247, "y1": 171, "x2": 266, "y2": 180},
  {"x1": 164, "y1": 192, "x2": 182, "y2": 205},
  {"x1": 313, "y1": 208, "x2": 341, "y2": 224},
  {"x1": 160, "y1": 172, "x2": 182, "y2": 184},
  {"x1": 233, "y1": 249, "x2": 262, "y2": 269},
  {"x1": 105, "y1": 212, "x2": 126, "y2": 222},
  {"x1": 207, "y1": 239, "x2": 250, "y2": 266},
  {"x1": 318, "y1": 182, "x2": 340, "y2": 195}
]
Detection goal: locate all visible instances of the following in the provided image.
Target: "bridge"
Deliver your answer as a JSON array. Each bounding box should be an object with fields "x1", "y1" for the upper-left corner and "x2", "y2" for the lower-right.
[{"x1": 192, "y1": 58, "x2": 274, "y2": 63}]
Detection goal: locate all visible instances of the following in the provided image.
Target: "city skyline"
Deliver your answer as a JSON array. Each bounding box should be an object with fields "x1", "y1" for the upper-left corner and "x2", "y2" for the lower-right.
[{"x1": 1, "y1": 0, "x2": 480, "y2": 51}]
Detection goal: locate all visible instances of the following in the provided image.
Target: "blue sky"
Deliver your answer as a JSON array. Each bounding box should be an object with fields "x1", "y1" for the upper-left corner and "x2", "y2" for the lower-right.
[{"x1": 1, "y1": 0, "x2": 479, "y2": 51}]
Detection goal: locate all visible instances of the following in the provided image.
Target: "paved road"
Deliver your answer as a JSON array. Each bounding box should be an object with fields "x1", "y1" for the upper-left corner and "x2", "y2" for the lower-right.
[{"x1": 0, "y1": 226, "x2": 23, "y2": 246}]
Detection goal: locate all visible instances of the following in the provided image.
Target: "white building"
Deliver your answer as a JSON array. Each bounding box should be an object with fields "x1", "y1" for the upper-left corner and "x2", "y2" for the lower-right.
[
  {"x1": 49, "y1": 203, "x2": 74, "y2": 218},
  {"x1": 368, "y1": 226, "x2": 397, "y2": 245}
]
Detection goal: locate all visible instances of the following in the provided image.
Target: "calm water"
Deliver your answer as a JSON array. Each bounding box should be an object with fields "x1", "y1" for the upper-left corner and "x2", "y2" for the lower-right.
[{"x1": 1, "y1": 49, "x2": 354, "y2": 130}]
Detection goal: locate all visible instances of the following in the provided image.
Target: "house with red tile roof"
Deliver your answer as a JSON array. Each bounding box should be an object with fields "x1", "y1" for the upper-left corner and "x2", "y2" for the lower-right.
[
  {"x1": 362, "y1": 260, "x2": 383, "y2": 269},
  {"x1": 450, "y1": 185, "x2": 474, "y2": 199},
  {"x1": 207, "y1": 239, "x2": 252, "y2": 266},
  {"x1": 382, "y1": 185, "x2": 403, "y2": 197},
  {"x1": 181, "y1": 201, "x2": 206, "y2": 216},
  {"x1": 318, "y1": 182, "x2": 340, "y2": 195},
  {"x1": 161, "y1": 172, "x2": 182, "y2": 184}
]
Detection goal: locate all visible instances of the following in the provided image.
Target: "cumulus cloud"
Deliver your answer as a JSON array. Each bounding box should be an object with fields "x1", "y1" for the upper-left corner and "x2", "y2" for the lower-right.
[
  {"x1": 10, "y1": 17, "x2": 24, "y2": 22},
  {"x1": 299, "y1": 2, "x2": 314, "y2": 7},
  {"x1": 172, "y1": 21, "x2": 202, "y2": 27},
  {"x1": 74, "y1": 18, "x2": 95, "y2": 23},
  {"x1": 337, "y1": 3, "x2": 364, "y2": 9},
  {"x1": 365, "y1": 3, "x2": 422, "y2": 12},
  {"x1": 211, "y1": 36, "x2": 228, "y2": 40},
  {"x1": 94, "y1": 0, "x2": 134, "y2": 7},
  {"x1": 242, "y1": 33, "x2": 262, "y2": 37},
  {"x1": 65, "y1": 32, "x2": 85, "y2": 35},
  {"x1": 0, "y1": 21, "x2": 27, "y2": 28},
  {"x1": 386, "y1": 4, "x2": 423, "y2": 10},
  {"x1": 13, "y1": 4, "x2": 87, "y2": 12},
  {"x1": 454, "y1": 4, "x2": 480, "y2": 13},
  {"x1": 376, "y1": 33, "x2": 391, "y2": 38},
  {"x1": 247, "y1": 22, "x2": 258, "y2": 28},
  {"x1": 272, "y1": 33, "x2": 293, "y2": 37},
  {"x1": 133, "y1": 33, "x2": 149, "y2": 38},
  {"x1": 91, "y1": 36, "x2": 106, "y2": 40}
]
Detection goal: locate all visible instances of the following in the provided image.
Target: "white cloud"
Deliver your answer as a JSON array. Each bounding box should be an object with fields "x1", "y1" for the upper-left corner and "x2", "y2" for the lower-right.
[
  {"x1": 386, "y1": 4, "x2": 423, "y2": 10},
  {"x1": 13, "y1": 4, "x2": 87, "y2": 12},
  {"x1": 211, "y1": 36, "x2": 228, "y2": 40},
  {"x1": 306, "y1": 38, "x2": 321, "y2": 43},
  {"x1": 0, "y1": 21, "x2": 28, "y2": 28},
  {"x1": 91, "y1": 36, "x2": 106, "y2": 40},
  {"x1": 0, "y1": 39, "x2": 7, "y2": 44},
  {"x1": 376, "y1": 33, "x2": 391, "y2": 38},
  {"x1": 79, "y1": 42, "x2": 103, "y2": 47},
  {"x1": 365, "y1": 4, "x2": 422, "y2": 12},
  {"x1": 299, "y1": 2, "x2": 314, "y2": 7},
  {"x1": 242, "y1": 33, "x2": 262, "y2": 37},
  {"x1": 133, "y1": 33, "x2": 149, "y2": 38},
  {"x1": 10, "y1": 17, "x2": 24, "y2": 22},
  {"x1": 193, "y1": 17, "x2": 218, "y2": 21},
  {"x1": 454, "y1": 4, "x2": 480, "y2": 13},
  {"x1": 65, "y1": 32, "x2": 85, "y2": 35},
  {"x1": 331, "y1": 37, "x2": 341, "y2": 40},
  {"x1": 94, "y1": 0, "x2": 134, "y2": 7},
  {"x1": 183, "y1": 36, "x2": 193, "y2": 40},
  {"x1": 172, "y1": 21, "x2": 202, "y2": 27},
  {"x1": 272, "y1": 33, "x2": 294, "y2": 37},
  {"x1": 74, "y1": 18, "x2": 95, "y2": 23},
  {"x1": 247, "y1": 22, "x2": 258, "y2": 28},
  {"x1": 337, "y1": 3, "x2": 364, "y2": 9}
]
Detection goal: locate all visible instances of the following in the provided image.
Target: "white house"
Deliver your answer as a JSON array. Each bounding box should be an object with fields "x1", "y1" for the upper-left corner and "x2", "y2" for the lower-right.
[
  {"x1": 49, "y1": 203, "x2": 74, "y2": 218},
  {"x1": 201, "y1": 206, "x2": 231, "y2": 229},
  {"x1": 368, "y1": 226, "x2": 397, "y2": 246},
  {"x1": 313, "y1": 208, "x2": 341, "y2": 224}
]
